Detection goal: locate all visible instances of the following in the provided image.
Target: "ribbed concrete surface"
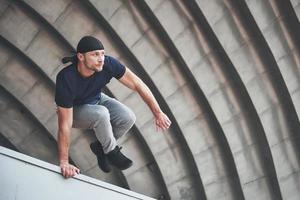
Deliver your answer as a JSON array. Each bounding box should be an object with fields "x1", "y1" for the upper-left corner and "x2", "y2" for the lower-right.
[{"x1": 0, "y1": 0, "x2": 299, "y2": 199}]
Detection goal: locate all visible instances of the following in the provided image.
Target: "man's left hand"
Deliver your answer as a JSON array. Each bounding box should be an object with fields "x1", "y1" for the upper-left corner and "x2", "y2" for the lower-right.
[{"x1": 155, "y1": 112, "x2": 171, "y2": 131}]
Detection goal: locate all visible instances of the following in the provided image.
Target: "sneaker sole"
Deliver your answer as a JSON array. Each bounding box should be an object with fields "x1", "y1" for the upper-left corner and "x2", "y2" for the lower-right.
[{"x1": 118, "y1": 161, "x2": 133, "y2": 170}]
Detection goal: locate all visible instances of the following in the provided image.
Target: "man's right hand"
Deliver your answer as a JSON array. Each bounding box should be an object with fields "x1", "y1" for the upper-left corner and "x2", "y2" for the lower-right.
[{"x1": 60, "y1": 162, "x2": 80, "y2": 178}]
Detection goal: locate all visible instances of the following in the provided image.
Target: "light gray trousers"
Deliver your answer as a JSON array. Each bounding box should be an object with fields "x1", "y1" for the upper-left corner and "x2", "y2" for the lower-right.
[{"x1": 72, "y1": 93, "x2": 136, "y2": 154}]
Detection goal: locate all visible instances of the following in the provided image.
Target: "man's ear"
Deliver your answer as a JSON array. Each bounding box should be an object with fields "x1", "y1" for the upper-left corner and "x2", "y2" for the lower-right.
[{"x1": 77, "y1": 53, "x2": 84, "y2": 61}]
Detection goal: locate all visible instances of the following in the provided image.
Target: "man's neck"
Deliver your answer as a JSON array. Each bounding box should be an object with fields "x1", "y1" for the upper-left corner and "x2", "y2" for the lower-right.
[{"x1": 77, "y1": 63, "x2": 95, "y2": 78}]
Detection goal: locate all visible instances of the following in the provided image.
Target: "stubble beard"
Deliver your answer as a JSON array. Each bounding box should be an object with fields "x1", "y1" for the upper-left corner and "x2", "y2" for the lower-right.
[{"x1": 84, "y1": 61, "x2": 103, "y2": 72}]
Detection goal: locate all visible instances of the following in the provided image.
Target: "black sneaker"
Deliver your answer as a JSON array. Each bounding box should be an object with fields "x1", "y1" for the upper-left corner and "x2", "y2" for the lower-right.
[
  {"x1": 106, "y1": 146, "x2": 133, "y2": 170},
  {"x1": 90, "y1": 141, "x2": 111, "y2": 173}
]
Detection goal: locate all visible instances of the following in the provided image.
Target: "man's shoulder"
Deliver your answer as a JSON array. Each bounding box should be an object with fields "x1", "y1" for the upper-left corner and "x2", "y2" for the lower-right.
[
  {"x1": 103, "y1": 55, "x2": 124, "y2": 69},
  {"x1": 56, "y1": 64, "x2": 77, "y2": 85},
  {"x1": 104, "y1": 55, "x2": 120, "y2": 65},
  {"x1": 57, "y1": 64, "x2": 75, "y2": 78}
]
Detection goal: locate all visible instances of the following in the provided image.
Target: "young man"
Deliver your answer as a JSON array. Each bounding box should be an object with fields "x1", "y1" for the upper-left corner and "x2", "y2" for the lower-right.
[{"x1": 55, "y1": 36, "x2": 171, "y2": 178}]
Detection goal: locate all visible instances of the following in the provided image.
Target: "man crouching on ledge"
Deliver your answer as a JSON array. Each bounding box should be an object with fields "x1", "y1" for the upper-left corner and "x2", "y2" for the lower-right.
[{"x1": 55, "y1": 36, "x2": 171, "y2": 178}]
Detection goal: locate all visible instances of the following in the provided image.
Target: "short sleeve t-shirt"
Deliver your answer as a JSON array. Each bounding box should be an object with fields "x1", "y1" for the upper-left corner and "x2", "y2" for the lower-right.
[{"x1": 55, "y1": 55, "x2": 125, "y2": 108}]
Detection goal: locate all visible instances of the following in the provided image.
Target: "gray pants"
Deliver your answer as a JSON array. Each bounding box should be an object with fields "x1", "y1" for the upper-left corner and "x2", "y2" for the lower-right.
[{"x1": 72, "y1": 93, "x2": 136, "y2": 154}]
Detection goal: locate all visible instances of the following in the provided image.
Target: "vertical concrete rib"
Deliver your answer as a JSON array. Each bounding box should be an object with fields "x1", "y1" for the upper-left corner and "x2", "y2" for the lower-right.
[
  {"x1": 222, "y1": 0, "x2": 300, "y2": 142},
  {"x1": 132, "y1": 1, "x2": 244, "y2": 199},
  {"x1": 222, "y1": 0, "x2": 300, "y2": 198},
  {"x1": 183, "y1": 0, "x2": 283, "y2": 199},
  {"x1": 245, "y1": 2, "x2": 300, "y2": 194},
  {"x1": 195, "y1": 0, "x2": 300, "y2": 198},
  {"x1": 224, "y1": 0, "x2": 300, "y2": 153},
  {"x1": 269, "y1": 0, "x2": 300, "y2": 63},
  {"x1": 245, "y1": 0, "x2": 300, "y2": 120},
  {"x1": 80, "y1": 1, "x2": 205, "y2": 199},
  {"x1": 266, "y1": 0, "x2": 300, "y2": 115}
]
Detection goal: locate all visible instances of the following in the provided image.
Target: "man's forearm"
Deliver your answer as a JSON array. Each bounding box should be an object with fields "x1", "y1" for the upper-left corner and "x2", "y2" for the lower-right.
[
  {"x1": 119, "y1": 68, "x2": 164, "y2": 118},
  {"x1": 56, "y1": 106, "x2": 77, "y2": 178},
  {"x1": 135, "y1": 81, "x2": 162, "y2": 117},
  {"x1": 58, "y1": 128, "x2": 70, "y2": 164}
]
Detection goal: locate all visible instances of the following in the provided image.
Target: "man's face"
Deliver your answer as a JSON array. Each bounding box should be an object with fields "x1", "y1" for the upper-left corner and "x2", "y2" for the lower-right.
[{"x1": 80, "y1": 50, "x2": 105, "y2": 72}]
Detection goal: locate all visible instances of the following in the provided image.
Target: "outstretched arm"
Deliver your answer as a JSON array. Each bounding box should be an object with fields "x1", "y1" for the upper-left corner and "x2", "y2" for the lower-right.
[
  {"x1": 118, "y1": 67, "x2": 171, "y2": 131},
  {"x1": 57, "y1": 106, "x2": 80, "y2": 178}
]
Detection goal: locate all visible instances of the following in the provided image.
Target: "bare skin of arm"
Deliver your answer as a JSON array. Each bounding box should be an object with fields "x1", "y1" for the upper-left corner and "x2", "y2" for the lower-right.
[
  {"x1": 119, "y1": 67, "x2": 171, "y2": 131},
  {"x1": 57, "y1": 106, "x2": 80, "y2": 178}
]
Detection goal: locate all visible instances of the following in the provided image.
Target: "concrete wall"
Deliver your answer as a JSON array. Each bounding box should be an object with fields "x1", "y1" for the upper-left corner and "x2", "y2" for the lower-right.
[
  {"x1": 0, "y1": 0, "x2": 299, "y2": 199},
  {"x1": 0, "y1": 146, "x2": 154, "y2": 200}
]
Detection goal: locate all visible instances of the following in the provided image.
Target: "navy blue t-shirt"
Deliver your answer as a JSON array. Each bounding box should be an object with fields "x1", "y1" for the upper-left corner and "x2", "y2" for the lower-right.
[{"x1": 55, "y1": 55, "x2": 126, "y2": 108}]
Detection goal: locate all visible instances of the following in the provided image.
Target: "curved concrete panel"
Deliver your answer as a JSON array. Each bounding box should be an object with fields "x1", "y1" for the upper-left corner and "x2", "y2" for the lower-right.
[{"x1": 196, "y1": 0, "x2": 300, "y2": 199}]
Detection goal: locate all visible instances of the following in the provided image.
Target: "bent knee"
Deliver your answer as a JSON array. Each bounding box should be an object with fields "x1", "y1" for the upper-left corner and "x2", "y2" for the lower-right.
[
  {"x1": 93, "y1": 106, "x2": 110, "y2": 121},
  {"x1": 130, "y1": 110, "x2": 136, "y2": 124},
  {"x1": 124, "y1": 109, "x2": 136, "y2": 126}
]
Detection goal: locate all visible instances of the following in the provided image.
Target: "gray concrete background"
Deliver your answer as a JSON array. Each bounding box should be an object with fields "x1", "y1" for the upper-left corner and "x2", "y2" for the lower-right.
[{"x1": 0, "y1": 0, "x2": 299, "y2": 199}]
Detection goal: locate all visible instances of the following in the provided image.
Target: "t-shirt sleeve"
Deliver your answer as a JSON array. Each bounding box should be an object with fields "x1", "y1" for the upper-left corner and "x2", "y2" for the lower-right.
[
  {"x1": 55, "y1": 72, "x2": 74, "y2": 108},
  {"x1": 105, "y1": 56, "x2": 126, "y2": 79}
]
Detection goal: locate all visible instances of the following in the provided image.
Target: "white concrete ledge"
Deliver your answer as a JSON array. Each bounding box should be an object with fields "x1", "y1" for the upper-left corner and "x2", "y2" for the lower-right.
[{"x1": 0, "y1": 146, "x2": 155, "y2": 200}]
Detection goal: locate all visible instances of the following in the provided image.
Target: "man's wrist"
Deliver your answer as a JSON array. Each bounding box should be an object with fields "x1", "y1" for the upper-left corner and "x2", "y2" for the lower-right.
[
  {"x1": 154, "y1": 110, "x2": 163, "y2": 118},
  {"x1": 60, "y1": 159, "x2": 69, "y2": 165}
]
